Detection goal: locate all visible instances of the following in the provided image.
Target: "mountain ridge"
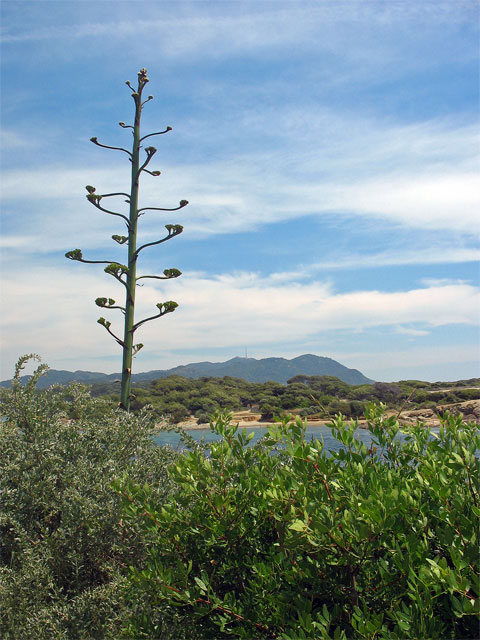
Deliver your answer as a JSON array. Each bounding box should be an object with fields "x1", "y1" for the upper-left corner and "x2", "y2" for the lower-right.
[{"x1": 0, "y1": 354, "x2": 374, "y2": 388}]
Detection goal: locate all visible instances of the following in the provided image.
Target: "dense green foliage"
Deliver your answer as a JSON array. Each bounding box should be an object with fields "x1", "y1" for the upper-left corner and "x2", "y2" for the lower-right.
[
  {"x1": 117, "y1": 409, "x2": 480, "y2": 639},
  {"x1": 0, "y1": 356, "x2": 179, "y2": 639},
  {"x1": 2, "y1": 356, "x2": 479, "y2": 638},
  {"x1": 94, "y1": 374, "x2": 480, "y2": 423}
]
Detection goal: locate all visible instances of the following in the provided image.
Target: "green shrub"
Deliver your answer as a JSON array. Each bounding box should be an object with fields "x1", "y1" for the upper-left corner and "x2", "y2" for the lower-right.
[
  {"x1": 455, "y1": 388, "x2": 480, "y2": 401},
  {"x1": 349, "y1": 400, "x2": 366, "y2": 418},
  {"x1": 195, "y1": 410, "x2": 210, "y2": 424},
  {"x1": 0, "y1": 355, "x2": 178, "y2": 639},
  {"x1": 259, "y1": 402, "x2": 280, "y2": 420},
  {"x1": 418, "y1": 400, "x2": 438, "y2": 411},
  {"x1": 116, "y1": 407, "x2": 480, "y2": 639}
]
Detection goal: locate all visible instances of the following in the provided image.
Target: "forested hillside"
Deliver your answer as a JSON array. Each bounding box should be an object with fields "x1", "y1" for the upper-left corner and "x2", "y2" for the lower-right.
[
  {"x1": 0, "y1": 354, "x2": 372, "y2": 389},
  {"x1": 91, "y1": 374, "x2": 480, "y2": 423}
]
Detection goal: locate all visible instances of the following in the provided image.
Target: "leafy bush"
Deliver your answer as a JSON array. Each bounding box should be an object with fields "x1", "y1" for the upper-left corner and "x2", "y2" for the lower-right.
[
  {"x1": 0, "y1": 355, "x2": 178, "y2": 639},
  {"x1": 455, "y1": 388, "x2": 480, "y2": 401},
  {"x1": 116, "y1": 407, "x2": 480, "y2": 639},
  {"x1": 259, "y1": 402, "x2": 282, "y2": 420},
  {"x1": 349, "y1": 400, "x2": 366, "y2": 418}
]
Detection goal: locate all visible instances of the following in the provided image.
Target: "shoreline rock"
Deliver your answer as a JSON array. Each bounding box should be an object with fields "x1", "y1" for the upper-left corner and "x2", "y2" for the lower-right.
[{"x1": 170, "y1": 400, "x2": 480, "y2": 431}]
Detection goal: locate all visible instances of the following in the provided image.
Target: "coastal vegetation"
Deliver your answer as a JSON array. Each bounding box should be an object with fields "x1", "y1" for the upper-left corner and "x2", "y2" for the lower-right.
[
  {"x1": 0, "y1": 356, "x2": 179, "y2": 638},
  {"x1": 1, "y1": 356, "x2": 479, "y2": 638},
  {"x1": 90, "y1": 373, "x2": 480, "y2": 424},
  {"x1": 117, "y1": 409, "x2": 479, "y2": 639}
]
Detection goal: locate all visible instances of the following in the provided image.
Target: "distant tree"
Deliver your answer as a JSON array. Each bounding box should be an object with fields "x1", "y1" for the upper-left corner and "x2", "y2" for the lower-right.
[
  {"x1": 66, "y1": 68, "x2": 188, "y2": 411},
  {"x1": 349, "y1": 400, "x2": 365, "y2": 418},
  {"x1": 308, "y1": 376, "x2": 350, "y2": 397},
  {"x1": 165, "y1": 402, "x2": 190, "y2": 423},
  {"x1": 351, "y1": 385, "x2": 375, "y2": 401},
  {"x1": 373, "y1": 382, "x2": 403, "y2": 404},
  {"x1": 259, "y1": 403, "x2": 280, "y2": 420},
  {"x1": 287, "y1": 374, "x2": 310, "y2": 385}
]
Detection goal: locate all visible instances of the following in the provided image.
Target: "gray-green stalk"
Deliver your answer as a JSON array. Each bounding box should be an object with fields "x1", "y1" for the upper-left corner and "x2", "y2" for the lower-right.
[{"x1": 66, "y1": 68, "x2": 188, "y2": 411}]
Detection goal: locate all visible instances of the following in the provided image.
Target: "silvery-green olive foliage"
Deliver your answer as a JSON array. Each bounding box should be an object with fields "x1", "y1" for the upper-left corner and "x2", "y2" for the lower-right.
[
  {"x1": 66, "y1": 68, "x2": 188, "y2": 411},
  {"x1": 0, "y1": 356, "x2": 181, "y2": 639}
]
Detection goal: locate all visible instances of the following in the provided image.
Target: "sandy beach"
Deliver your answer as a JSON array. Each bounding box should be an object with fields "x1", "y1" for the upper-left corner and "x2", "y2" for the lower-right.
[{"x1": 176, "y1": 418, "x2": 340, "y2": 431}]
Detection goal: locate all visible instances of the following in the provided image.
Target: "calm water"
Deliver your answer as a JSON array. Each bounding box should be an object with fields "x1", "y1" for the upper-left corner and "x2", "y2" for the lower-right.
[{"x1": 153, "y1": 425, "x2": 441, "y2": 452}]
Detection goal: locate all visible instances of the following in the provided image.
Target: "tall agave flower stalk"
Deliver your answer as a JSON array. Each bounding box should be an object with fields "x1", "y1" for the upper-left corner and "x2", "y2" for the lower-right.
[{"x1": 66, "y1": 68, "x2": 188, "y2": 411}]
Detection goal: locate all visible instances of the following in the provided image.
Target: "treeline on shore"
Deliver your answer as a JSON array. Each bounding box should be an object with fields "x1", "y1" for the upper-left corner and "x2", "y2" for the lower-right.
[{"x1": 90, "y1": 374, "x2": 480, "y2": 423}]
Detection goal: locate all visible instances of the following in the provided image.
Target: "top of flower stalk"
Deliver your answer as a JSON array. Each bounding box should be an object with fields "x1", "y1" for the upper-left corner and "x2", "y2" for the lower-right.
[{"x1": 138, "y1": 68, "x2": 149, "y2": 82}]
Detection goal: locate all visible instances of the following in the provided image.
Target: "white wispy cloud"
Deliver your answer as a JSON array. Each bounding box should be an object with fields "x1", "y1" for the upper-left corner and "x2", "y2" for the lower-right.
[
  {"x1": 1, "y1": 263, "x2": 478, "y2": 379},
  {"x1": 0, "y1": 235, "x2": 37, "y2": 249},
  {"x1": 395, "y1": 326, "x2": 430, "y2": 337},
  {"x1": 1, "y1": 0, "x2": 477, "y2": 384},
  {"x1": 306, "y1": 248, "x2": 480, "y2": 272},
  {"x1": 2, "y1": 112, "x2": 478, "y2": 250},
  {"x1": 337, "y1": 344, "x2": 480, "y2": 382},
  {"x1": 0, "y1": 128, "x2": 32, "y2": 149},
  {"x1": 2, "y1": 1, "x2": 474, "y2": 73}
]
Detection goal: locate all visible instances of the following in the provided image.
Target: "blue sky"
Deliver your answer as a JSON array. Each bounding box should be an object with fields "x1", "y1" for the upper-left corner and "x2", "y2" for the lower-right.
[{"x1": 1, "y1": 0, "x2": 479, "y2": 382}]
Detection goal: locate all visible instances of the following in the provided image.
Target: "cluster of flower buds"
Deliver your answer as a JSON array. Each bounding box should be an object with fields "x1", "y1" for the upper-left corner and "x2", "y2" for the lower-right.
[
  {"x1": 104, "y1": 263, "x2": 129, "y2": 278},
  {"x1": 112, "y1": 234, "x2": 128, "y2": 244},
  {"x1": 165, "y1": 224, "x2": 184, "y2": 236},
  {"x1": 126, "y1": 67, "x2": 149, "y2": 94},
  {"x1": 132, "y1": 343, "x2": 144, "y2": 355},
  {"x1": 156, "y1": 301, "x2": 179, "y2": 315},
  {"x1": 65, "y1": 249, "x2": 83, "y2": 261},
  {"x1": 97, "y1": 317, "x2": 111, "y2": 329},
  {"x1": 95, "y1": 297, "x2": 116, "y2": 308},
  {"x1": 85, "y1": 185, "x2": 102, "y2": 204},
  {"x1": 163, "y1": 268, "x2": 182, "y2": 278}
]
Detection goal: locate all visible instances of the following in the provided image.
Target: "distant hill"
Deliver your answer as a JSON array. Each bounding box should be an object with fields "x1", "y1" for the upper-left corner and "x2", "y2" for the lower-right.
[
  {"x1": 153, "y1": 355, "x2": 374, "y2": 385},
  {"x1": 0, "y1": 354, "x2": 374, "y2": 389}
]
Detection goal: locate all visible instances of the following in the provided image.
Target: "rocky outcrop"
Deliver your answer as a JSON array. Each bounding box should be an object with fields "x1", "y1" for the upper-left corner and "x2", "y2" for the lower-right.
[
  {"x1": 398, "y1": 400, "x2": 480, "y2": 428},
  {"x1": 174, "y1": 401, "x2": 480, "y2": 431}
]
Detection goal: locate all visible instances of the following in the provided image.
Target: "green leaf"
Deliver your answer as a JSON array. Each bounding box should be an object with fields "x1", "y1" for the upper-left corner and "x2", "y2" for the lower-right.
[
  {"x1": 289, "y1": 519, "x2": 306, "y2": 532},
  {"x1": 194, "y1": 577, "x2": 207, "y2": 592}
]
